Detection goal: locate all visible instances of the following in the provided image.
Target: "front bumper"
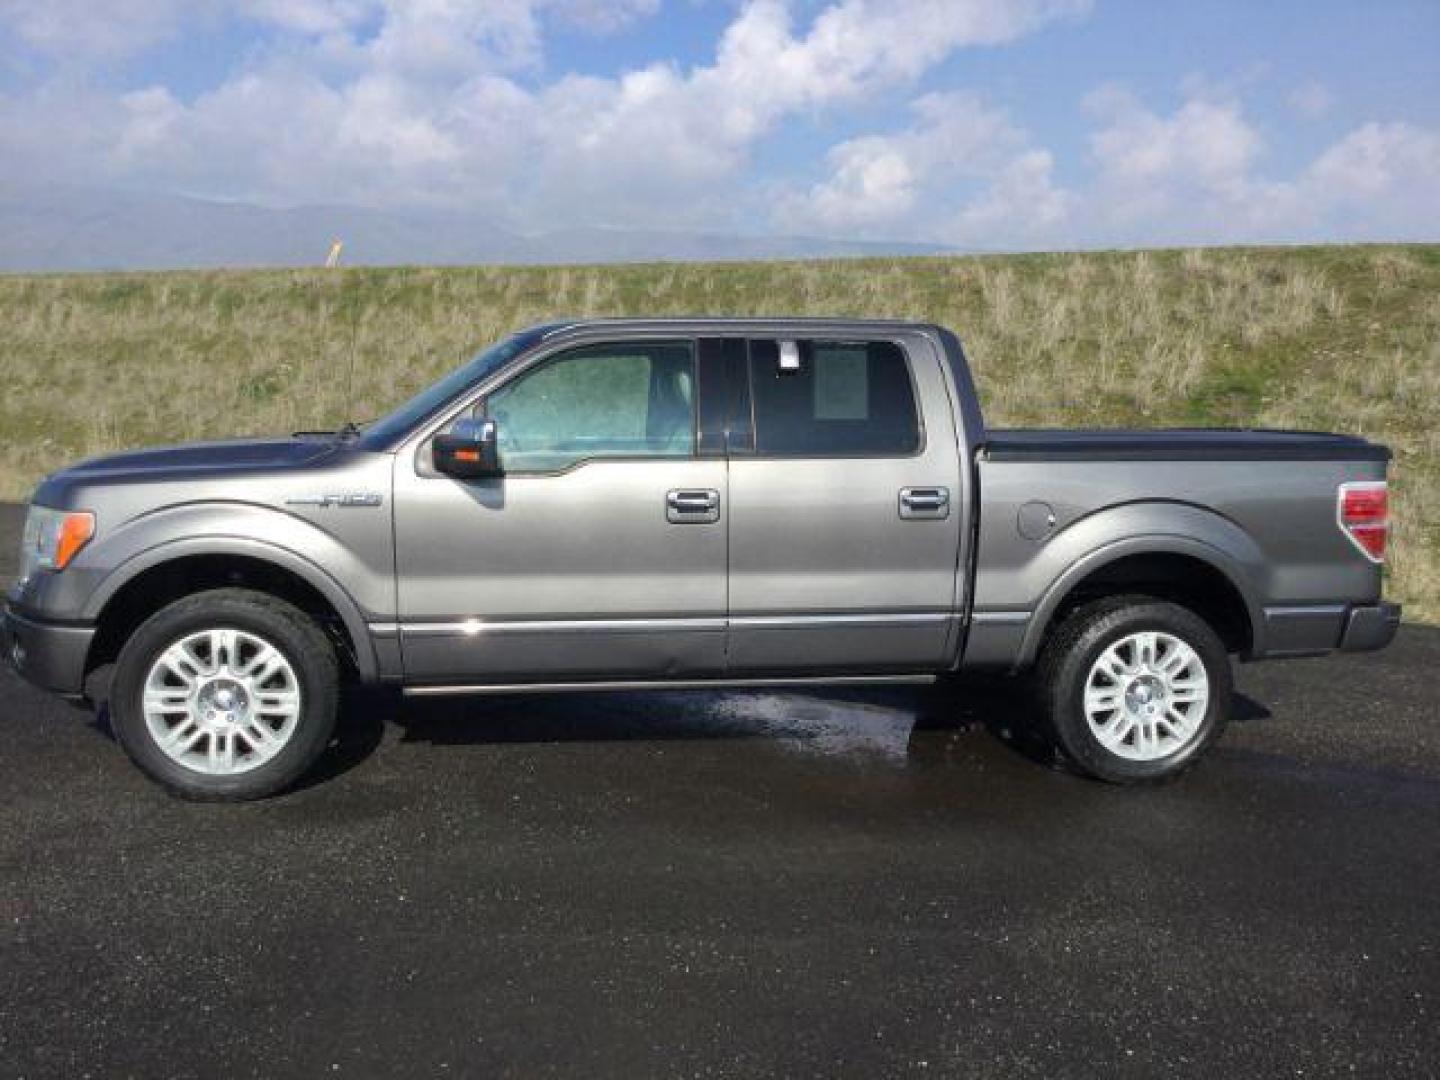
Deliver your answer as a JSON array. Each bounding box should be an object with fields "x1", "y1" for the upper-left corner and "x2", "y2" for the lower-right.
[
  {"x1": 1338, "y1": 601, "x2": 1402, "y2": 653},
  {"x1": 2, "y1": 603, "x2": 95, "y2": 695}
]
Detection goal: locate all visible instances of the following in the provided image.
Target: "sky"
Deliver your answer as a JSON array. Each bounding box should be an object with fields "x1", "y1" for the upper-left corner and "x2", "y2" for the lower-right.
[{"x1": 1, "y1": 0, "x2": 1438, "y2": 250}]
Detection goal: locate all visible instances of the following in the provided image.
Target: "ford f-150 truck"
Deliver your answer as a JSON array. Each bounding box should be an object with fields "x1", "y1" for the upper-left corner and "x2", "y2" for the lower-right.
[{"x1": 3, "y1": 319, "x2": 1400, "y2": 799}]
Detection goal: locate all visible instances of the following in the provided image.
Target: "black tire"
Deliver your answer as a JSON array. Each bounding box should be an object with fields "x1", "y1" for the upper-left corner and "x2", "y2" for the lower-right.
[
  {"x1": 109, "y1": 588, "x2": 339, "y2": 801},
  {"x1": 1035, "y1": 595, "x2": 1232, "y2": 784}
]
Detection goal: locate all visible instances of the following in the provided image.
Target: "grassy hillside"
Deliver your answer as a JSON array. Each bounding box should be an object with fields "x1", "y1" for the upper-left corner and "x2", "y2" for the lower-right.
[{"x1": 1, "y1": 245, "x2": 1436, "y2": 620}]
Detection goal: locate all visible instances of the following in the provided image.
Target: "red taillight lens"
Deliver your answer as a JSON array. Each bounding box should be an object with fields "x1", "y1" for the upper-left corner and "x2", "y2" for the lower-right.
[{"x1": 1339, "y1": 482, "x2": 1388, "y2": 562}]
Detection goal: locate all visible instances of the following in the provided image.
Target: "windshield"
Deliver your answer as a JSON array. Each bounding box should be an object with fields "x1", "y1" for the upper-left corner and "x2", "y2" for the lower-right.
[{"x1": 356, "y1": 328, "x2": 550, "y2": 449}]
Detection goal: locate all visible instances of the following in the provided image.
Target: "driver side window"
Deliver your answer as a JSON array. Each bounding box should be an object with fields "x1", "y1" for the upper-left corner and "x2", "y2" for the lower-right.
[{"x1": 483, "y1": 341, "x2": 696, "y2": 473}]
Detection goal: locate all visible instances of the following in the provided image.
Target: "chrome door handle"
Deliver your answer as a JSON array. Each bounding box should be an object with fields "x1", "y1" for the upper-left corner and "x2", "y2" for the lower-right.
[
  {"x1": 899, "y1": 486, "x2": 950, "y2": 520},
  {"x1": 667, "y1": 488, "x2": 720, "y2": 524}
]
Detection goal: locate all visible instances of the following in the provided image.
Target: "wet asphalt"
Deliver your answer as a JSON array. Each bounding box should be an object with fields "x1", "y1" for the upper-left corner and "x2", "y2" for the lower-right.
[{"x1": 1, "y1": 503, "x2": 1437, "y2": 1078}]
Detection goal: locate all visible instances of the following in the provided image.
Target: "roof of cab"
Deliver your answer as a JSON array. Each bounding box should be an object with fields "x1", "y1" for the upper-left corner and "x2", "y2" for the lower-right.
[{"x1": 535, "y1": 316, "x2": 940, "y2": 338}]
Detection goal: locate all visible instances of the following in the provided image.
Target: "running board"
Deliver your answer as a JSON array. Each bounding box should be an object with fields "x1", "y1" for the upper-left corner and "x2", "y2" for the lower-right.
[{"x1": 403, "y1": 674, "x2": 937, "y2": 697}]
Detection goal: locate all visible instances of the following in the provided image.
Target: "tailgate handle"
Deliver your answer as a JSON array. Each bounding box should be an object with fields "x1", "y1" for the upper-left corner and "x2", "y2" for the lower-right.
[
  {"x1": 900, "y1": 487, "x2": 950, "y2": 520},
  {"x1": 667, "y1": 488, "x2": 720, "y2": 524}
]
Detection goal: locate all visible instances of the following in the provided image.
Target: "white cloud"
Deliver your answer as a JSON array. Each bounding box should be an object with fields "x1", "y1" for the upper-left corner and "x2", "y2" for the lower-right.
[
  {"x1": 1288, "y1": 80, "x2": 1334, "y2": 119},
  {"x1": 1076, "y1": 86, "x2": 1274, "y2": 241},
  {"x1": 362, "y1": 0, "x2": 549, "y2": 77},
  {"x1": 1298, "y1": 121, "x2": 1440, "y2": 237},
  {"x1": 547, "y1": 0, "x2": 661, "y2": 34},
  {"x1": 0, "y1": 0, "x2": 662, "y2": 64},
  {"x1": 800, "y1": 142, "x2": 921, "y2": 228},
  {"x1": 1, "y1": 0, "x2": 1436, "y2": 249},
  {"x1": 951, "y1": 148, "x2": 1070, "y2": 241},
  {"x1": 0, "y1": 0, "x2": 199, "y2": 58},
  {"x1": 776, "y1": 81, "x2": 1440, "y2": 249},
  {"x1": 507, "y1": 0, "x2": 1088, "y2": 223},
  {"x1": 112, "y1": 86, "x2": 185, "y2": 164},
  {"x1": 237, "y1": 0, "x2": 378, "y2": 37},
  {"x1": 1078, "y1": 90, "x2": 1440, "y2": 245},
  {"x1": 1086, "y1": 85, "x2": 1261, "y2": 192},
  {"x1": 775, "y1": 92, "x2": 1063, "y2": 242},
  {"x1": 700, "y1": 0, "x2": 1088, "y2": 127},
  {"x1": 0, "y1": 0, "x2": 1086, "y2": 227},
  {"x1": 553, "y1": 0, "x2": 1087, "y2": 225},
  {"x1": 1306, "y1": 121, "x2": 1440, "y2": 199}
]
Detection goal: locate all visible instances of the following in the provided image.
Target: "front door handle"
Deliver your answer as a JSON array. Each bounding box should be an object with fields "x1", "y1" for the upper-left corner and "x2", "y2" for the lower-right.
[
  {"x1": 667, "y1": 488, "x2": 720, "y2": 524},
  {"x1": 899, "y1": 486, "x2": 950, "y2": 520}
]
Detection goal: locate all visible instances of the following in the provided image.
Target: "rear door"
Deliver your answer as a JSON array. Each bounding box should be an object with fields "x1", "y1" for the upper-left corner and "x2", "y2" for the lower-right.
[{"x1": 724, "y1": 332, "x2": 964, "y2": 673}]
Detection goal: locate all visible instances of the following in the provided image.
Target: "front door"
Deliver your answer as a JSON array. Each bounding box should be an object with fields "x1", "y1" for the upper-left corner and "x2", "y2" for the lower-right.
[
  {"x1": 724, "y1": 334, "x2": 964, "y2": 673},
  {"x1": 393, "y1": 338, "x2": 726, "y2": 683}
]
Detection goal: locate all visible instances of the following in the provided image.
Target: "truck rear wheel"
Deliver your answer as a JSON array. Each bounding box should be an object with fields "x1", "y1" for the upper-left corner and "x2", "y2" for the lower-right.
[
  {"x1": 109, "y1": 588, "x2": 339, "y2": 801},
  {"x1": 1036, "y1": 595, "x2": 1232, "y2": 783}
]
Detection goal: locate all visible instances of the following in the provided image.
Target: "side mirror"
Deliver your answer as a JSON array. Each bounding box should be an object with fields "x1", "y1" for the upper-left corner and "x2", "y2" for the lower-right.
[{"x1": 433, "y1": 417, "x2": 501, "y2": 479}]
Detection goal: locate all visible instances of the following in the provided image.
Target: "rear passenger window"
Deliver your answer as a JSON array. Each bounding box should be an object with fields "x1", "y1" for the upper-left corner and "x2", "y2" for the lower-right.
[{"x1": 749, "y1": 340, "x2": 920, "y2": 457}]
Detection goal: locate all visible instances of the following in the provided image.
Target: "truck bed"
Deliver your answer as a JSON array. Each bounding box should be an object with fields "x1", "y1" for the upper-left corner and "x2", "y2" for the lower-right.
[{"x1": 968, "y1": 424, "x2": 1392, "y2": 667}]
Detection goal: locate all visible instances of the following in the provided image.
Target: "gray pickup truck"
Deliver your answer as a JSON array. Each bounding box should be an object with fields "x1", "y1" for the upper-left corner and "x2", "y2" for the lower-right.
[{"x1": 4, "y1": 319, "x2": 1399, "y2": 799}]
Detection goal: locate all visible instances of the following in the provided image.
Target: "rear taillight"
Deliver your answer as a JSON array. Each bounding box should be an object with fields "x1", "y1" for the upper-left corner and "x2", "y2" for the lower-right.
[{"x1": 1338, "y1": 481, "x2": 1388, "y2": 563}]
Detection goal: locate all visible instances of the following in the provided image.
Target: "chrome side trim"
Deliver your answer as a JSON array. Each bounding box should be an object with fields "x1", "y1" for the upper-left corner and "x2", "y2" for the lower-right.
[
  {"x1": 386, "y1": 613, "x2": 953, "y2": 639},
  {"x1": 398, "y1": 617, "x2": 726, "y2": 639},
  {"x1": 1263, "y1": 604, "x2": 1348, "y2": 617},
  {"x1": 404, "y1": 674, "x2": 937, "y2": 697},
  {"x1": 969, "y1": 610, "x2": 1032, "y2": 624},
  {"x1": 729, "y1": 612, "x2": 952, "y2": 629},
  {"x1": 368, "y1": 622, "x2": 400, "y2": 638}
]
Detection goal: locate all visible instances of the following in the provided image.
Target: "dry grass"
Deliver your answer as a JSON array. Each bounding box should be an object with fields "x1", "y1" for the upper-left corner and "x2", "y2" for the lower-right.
[{"x1": 1, "y1": 244, "x2": 1436, "y2": 619}]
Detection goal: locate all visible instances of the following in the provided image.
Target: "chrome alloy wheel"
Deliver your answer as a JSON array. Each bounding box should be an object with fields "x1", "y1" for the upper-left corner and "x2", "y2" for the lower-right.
[
  {"x1": 141, "y1": 628, "x2": 302, "y2": 776},
  {"x1": 1083, "y1": 631, "x2": 1210, "y2": 762}
]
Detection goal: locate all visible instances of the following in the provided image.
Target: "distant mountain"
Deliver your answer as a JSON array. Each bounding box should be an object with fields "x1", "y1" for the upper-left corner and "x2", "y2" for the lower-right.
[{"x1": 0, "y1": 186, "x2": 949, "y2": 271}]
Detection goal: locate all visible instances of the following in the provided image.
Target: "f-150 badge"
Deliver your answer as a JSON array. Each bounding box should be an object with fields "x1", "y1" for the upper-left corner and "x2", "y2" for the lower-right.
[{"x1": 284, "y1": 492, "x2": 383, "y2": 508}]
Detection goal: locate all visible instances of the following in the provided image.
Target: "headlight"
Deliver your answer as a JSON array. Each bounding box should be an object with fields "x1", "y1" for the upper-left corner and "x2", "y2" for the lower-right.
[{"x1": 18, "y1": 507, "x2": 95, "y2": 584}]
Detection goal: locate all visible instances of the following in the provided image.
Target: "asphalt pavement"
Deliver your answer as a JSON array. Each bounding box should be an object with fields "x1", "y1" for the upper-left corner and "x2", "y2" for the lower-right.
[{"x1": 1, "y1": 502, "x2": 1437, "y2": 1078}]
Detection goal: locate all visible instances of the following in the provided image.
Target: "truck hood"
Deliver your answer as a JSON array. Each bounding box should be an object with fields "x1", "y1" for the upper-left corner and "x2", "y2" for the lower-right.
[{"x1": 33, "y1": 436, "x2": 346, "y2": 500}]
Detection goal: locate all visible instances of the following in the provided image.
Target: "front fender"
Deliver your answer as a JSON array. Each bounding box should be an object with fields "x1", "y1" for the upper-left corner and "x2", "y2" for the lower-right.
[{"x1": 28, "y1": 502, "x2": 392, "y2": 681}]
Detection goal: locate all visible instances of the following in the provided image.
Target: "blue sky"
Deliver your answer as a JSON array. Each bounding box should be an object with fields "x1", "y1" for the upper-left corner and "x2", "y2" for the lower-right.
[{"x1": 1, "y1": 0, "x2": 1437, "y2": 249}]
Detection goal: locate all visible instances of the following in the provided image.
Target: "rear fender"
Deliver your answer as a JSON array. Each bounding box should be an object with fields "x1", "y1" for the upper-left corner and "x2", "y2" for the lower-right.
[{"x1": 1011, "y1": 502, "x2": 1267, "y2": 666}]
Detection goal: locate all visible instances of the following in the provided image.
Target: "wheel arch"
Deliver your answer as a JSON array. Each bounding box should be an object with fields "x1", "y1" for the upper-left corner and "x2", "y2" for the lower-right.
[
  {"x1": 85, "y1": 538, "x2": 379, "y2": 683},
  {"x1": 1019, "y1": 535, "x2": 1263, "y2": 667}
]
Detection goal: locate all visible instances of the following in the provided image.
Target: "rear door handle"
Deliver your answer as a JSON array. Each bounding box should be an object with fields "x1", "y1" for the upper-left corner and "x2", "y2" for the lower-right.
[
  {"x1": 899, "y1": 486, "x2": 950, "y2": 520},
  {"x1": 667, "y1": 488, "x2": 720, "y2": 524}
]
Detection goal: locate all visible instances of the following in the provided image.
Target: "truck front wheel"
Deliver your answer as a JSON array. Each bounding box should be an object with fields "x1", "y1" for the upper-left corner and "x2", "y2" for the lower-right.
[
  {"x1": 108, "y1": 588, "x2": 339, "y2": 801},
  {"x1": 1036, "y1": 596, "x2": 1232, "y2": 783}
]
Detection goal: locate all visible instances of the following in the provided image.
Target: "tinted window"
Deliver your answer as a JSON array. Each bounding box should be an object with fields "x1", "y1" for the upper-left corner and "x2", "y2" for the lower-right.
[
  {"x1": 484, "y1": 341, "x2": 695, "y2": 471},
  {"x1": 749, "y1": 339, "x2": 920, "y2": 457}
]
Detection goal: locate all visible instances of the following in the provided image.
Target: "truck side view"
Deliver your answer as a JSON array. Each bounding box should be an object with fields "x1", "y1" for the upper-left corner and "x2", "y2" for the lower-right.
[{"x1": 4, "y1": 319, "x2": 1400, "y2": 799}]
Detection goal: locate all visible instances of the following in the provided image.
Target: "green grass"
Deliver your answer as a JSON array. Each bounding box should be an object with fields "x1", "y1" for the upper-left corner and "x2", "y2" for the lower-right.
[{"x1": 1, "y1": 244, "x2": 1436, "y2": 619}]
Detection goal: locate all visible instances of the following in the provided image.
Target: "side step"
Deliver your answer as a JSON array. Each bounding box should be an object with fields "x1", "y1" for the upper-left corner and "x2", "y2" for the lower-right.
[{"x1": 403, "y1": 674, "x2": 937, "y2": 697}]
